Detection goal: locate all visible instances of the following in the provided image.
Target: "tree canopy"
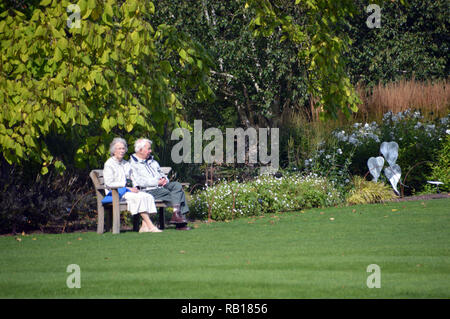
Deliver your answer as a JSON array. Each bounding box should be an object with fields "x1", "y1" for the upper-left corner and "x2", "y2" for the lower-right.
[
  {"x1": 0, "y1": 0, "x2": 214, "y2": 173},
  {"x1": 1, "y1": 0, "x2": 445, "y2": 173}
]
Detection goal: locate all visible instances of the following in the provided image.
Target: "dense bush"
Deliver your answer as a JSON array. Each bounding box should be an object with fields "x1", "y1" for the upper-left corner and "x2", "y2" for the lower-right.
[
  {"x1": 424, "y1": 134, "x2": 450, "y2": 193},
  {"x1": 0, "y1": 161, "x2": 96, "y2": 234},
  {"x1": 305, "y1": 110, "x2": 450, "y2": 195},
  {"x1": 189, "y1": 173, "x2": 344, "y2": 221}
]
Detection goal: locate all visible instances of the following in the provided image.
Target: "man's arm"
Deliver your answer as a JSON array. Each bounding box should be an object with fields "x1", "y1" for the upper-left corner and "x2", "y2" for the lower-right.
[{"x1": 129, "y1": 161, "x2": 160, "y2": 188}]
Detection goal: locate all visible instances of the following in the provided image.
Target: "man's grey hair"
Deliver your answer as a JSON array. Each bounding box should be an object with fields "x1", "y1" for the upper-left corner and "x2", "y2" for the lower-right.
[
  {"x1": 109, "y1": 137, "x2": 128, "y2": 156},
  {"x1": 134, "y1": 138, "x2": 153, "y2": 153}
]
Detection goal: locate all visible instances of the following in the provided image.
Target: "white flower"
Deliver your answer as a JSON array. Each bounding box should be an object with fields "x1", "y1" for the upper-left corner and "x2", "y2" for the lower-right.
[
  {"x1": 334, "y1": 130, "x2": 347, "y2": 142},
  {"x1": 337, "y1": 148, "x2": 343, "y2": 155},
  {"x1": 446, "y1": 129, "x2": 450, "y2": 135},
  {"x1": 348, "y1": 135, "x2": 358, "y2": 145}
]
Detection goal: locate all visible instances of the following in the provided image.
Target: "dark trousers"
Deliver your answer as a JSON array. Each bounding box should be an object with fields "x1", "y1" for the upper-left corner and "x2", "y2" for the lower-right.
[{"x1": 144, "y1": 181, "x2": 189, "y2": 215}]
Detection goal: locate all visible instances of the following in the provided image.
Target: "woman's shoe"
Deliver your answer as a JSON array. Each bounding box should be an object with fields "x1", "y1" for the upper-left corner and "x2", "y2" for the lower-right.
[
  {"x1": 148, "y1": 226, "x2": 163, "y2": 233},
  {"x1": 139, "y1": 225, "x2": 149, "y2": 233}
]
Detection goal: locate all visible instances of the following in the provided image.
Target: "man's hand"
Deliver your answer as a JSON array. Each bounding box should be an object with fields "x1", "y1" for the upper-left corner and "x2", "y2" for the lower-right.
[{"x1": 158, "y1": 177, "x2": 168, "y2": 187}]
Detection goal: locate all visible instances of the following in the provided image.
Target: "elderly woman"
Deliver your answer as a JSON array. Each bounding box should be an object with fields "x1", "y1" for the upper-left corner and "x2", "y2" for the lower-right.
[{"x1": 103, "y1": 137, "x2": 162, "y2": 233}]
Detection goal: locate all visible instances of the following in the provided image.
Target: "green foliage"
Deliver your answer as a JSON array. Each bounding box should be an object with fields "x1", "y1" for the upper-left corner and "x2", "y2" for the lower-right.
[
  {"x1": 151, "y1": 0, "x2": 445, "y2": 128},
  {"x1": 0, "y1": 160, "x2": 96, "y2": 234},
  {"x1": 246, "y1": 0, "x2": 364, "y2": 120},
  {"x1": 283, "y1": 110, "x2": 449, "y2": 195},
  {"x1": 152, "y1": 0, "x2": 311, "y2": 129},
  {"x1": 318, "y1": 110, "x2": 449, "y2": 194},
  {"x1": 0, "y1": 0, "x2": 213, "y2": 173},
  {"x1": 379, "y1": 111, "x2": 448, "y2": 193},
  {"x1": 190, "y1": 173, "x2": 343, "y2": 221},
  {"x1": 347, "y1": 176, "x2": 396, "y2": 205},
  {"x1": 347, "y1": 0, "x2": 448, "y2": 85},
  {"x1": 425, "y1": 135, "x2": 450, "y2": 193}
]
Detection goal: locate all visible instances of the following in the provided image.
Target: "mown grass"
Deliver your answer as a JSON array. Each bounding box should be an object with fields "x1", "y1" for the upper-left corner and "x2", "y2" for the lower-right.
[{"x1": 0, "y1": 198, "x2": 449, "y2": 299}]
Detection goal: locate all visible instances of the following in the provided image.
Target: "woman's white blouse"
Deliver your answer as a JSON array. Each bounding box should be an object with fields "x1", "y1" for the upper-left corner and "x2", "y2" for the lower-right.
[{"x1": 103, "y1": 157, "x2": 131, "y2": 190}]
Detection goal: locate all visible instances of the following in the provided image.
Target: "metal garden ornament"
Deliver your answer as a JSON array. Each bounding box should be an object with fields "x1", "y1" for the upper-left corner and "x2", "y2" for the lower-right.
[{"x1": 367, "y1": 141, "x2": 401, "y2": 195}]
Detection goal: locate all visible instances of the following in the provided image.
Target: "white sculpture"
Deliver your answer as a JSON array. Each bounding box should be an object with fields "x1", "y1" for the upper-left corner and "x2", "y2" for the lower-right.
[
  {"x1": 367, "y1": 141, "x2": 401, "y2": 195},
  {"x1": 367, "y1": 156, "x2": 385, "y2": 182},
  {"x1": 384, "y1": 164, "x2": 401, "y2": 195},
  {"x1": 380, "y1": 141, "x2": 399, "y2": 167}
]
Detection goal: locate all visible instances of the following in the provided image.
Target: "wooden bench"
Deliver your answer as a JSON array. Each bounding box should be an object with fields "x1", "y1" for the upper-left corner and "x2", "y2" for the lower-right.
[{"x1": 89, "y1": 167, "x2": 172, "y2": 234}]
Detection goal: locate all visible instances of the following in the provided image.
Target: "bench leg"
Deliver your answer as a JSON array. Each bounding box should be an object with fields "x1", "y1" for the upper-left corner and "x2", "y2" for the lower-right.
[
  {"x1": 159, "y1": 207, "x2": 165, "y2": 230},
  {"x1": 112, "y1": 190, "x2": 121, "y2": 234},
  {"x1": 112, "y1": 206, "x2": 120, "y2": 234},
  {"x1": 97, "y1": 205, "x2": 105, "y2": 234}
]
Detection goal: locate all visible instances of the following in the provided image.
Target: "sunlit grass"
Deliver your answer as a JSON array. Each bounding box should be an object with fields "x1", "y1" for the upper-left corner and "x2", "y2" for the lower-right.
[{"x1": 0, "y1": 198, "x2": 449, "y2": 298}]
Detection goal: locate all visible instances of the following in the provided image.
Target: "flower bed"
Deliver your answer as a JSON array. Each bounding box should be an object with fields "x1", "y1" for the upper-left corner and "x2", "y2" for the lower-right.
[
  {"x1": 306, "y1": 110, "x2": 449, "y2": 194},
  {"x1": 189, "y1": 173, "x2": 344, "y2": 221}
]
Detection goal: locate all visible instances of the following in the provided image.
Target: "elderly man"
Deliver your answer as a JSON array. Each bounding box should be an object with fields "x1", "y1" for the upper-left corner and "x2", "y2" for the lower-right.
[{"x1": 129, "y1": 138, "x2": 191, "y2": 231}]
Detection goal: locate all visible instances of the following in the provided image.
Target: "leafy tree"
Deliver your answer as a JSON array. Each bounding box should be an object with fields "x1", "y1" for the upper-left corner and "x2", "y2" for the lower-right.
[
  {"x1": 0, "y1": 0, "x2": 213, "y2": 173},
  {"x1": 152, "y1": 0, "x2": 311, "y2": 129},
  {"x1": 245, "y1": 0, "x2": 369, "y2": 120},
  {"x1": 346, "y1": 0, "x2": 449, "y2": 85}
]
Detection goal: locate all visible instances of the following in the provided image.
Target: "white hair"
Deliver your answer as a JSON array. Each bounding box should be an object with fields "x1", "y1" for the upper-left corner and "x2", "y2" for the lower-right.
[
  {"x1": 134, "y1": 138, "x2": 152, "y2": 153},
  {"x1": 109, "y1": 137, "x2": 128, "y2": 156}
]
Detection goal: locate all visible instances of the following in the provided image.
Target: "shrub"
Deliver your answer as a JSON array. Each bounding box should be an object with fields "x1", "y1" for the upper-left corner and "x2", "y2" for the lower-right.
[
  {"x1": 314, "y1": 110, "x2": 450, "y2": 195},
  {"x1": 423, "y1": 134, "x2": 450, "y2": 193},
  {"x1": 189, "y1": 173, "x2": 344, "y2": 221},
  {"x1": 347, "y1": 176, "x2": 397, "y2": 205},
  {"x1": 0, "y1": 161, "x2": 96, "y2": 234}
]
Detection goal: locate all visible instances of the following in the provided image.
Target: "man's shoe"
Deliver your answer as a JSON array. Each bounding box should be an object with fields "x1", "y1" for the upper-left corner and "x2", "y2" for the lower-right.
[
  {"x1": 176, "y1": 224, "x2": 191, "y2": 231},
  {"x1": 170, "y1": 205, "x2": 188, "y2": 224},
  {"x1": 169, "y1": 211, "x2": 185, "y2": 224}
]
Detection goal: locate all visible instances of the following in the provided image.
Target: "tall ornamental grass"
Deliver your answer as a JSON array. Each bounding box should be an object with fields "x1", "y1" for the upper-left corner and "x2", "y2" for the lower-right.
[{"x1": 356, "y1": 79, "x2": 449, "y2": 122}]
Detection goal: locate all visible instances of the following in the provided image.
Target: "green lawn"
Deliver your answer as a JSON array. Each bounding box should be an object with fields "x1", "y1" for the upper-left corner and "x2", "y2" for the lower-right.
[{"x1": 1, "y1": 198, "x2": 449, "y2": 298}]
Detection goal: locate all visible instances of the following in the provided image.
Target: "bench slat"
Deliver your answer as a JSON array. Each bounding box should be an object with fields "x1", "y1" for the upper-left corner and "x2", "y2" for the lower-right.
[{"x1": 161, "y1": 167, "x2": 172, "y2": 176}]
